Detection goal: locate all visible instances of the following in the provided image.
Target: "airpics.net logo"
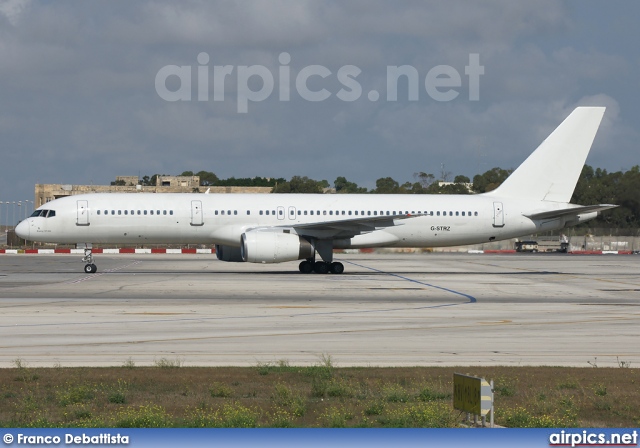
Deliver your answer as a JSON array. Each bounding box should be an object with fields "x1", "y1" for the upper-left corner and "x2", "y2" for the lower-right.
[{"x1": 155, "y1": 53, "x2": 484, "y2": 113}]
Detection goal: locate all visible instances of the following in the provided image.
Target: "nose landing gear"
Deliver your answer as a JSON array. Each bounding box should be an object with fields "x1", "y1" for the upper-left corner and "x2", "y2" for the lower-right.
[{"x1": 82, "y1": 247, "x2": 97, "y2": 274}]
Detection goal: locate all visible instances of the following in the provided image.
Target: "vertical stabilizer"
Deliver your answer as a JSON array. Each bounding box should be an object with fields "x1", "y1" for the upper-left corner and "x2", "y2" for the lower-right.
[{"x1": 489, "y1": 107, "x2": 605, "y2": 203}]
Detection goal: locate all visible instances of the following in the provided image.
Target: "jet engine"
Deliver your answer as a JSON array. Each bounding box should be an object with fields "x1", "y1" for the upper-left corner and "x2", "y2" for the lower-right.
[
  {"x1": 215, "y1": 244, "x2": 244, "y2": 262},
  {"x1": 241, "y1": 231, "x2": 314, "y2": 263}
]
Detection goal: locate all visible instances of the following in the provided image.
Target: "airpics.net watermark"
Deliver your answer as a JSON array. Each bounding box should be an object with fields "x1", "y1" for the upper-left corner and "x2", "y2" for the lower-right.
[{"x1": 155, "y1": 52, "x2": 484, "y2": 113}]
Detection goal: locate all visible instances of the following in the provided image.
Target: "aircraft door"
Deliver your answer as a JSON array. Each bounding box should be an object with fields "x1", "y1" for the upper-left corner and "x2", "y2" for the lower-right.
[
  {"x1": 493, "y1": 202, "x2": 504, "y2": 227},
  {"x1": 288, "y1": 206, "x2": 296, "y2": 220},
  {"x1": 277, "y1": 206, "x2": 285, "y2": 221},
  {"x1": 191, "y1": 200, "x2": 204, "y2": 226},
  {"x1": 77, "y1": 200, "x2": 90, "y2": 226}
]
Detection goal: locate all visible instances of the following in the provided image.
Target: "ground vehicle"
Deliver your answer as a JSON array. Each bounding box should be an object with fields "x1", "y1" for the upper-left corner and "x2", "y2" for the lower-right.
[{"x1": 515, "y1": 240, "x2": 539, "y2": 252}]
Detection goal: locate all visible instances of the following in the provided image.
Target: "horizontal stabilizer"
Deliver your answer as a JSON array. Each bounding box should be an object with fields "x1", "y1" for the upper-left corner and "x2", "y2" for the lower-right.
[{"x1": 524, "y1": 204, "x2": 617, "y2": 220}]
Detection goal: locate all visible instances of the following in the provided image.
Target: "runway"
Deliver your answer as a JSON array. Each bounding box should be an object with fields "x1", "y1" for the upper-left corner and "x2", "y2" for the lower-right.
[{"x1": 0, "y1": 253, "x2": 638, "y2": 367}]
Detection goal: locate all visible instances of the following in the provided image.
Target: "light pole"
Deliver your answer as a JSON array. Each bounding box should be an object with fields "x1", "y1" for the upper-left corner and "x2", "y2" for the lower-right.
[
  {"x1": 17, "y1": 202, "x2": 22, "y2": 224},
  {"x1": 11, "y1": 201, "x2": 16, "y2": 229},
  {"x1": 23, "y1": 200, "x2": 32, "y2": 220},
  {"x1": 0, "y1": 201, "x2": 3, "y2": 230}
]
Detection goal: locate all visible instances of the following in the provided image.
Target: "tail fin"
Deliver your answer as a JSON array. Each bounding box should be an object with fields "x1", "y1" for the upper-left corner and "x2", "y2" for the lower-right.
[{"x1": 489, "y1": 107, "x2": 606, "y2": 203}]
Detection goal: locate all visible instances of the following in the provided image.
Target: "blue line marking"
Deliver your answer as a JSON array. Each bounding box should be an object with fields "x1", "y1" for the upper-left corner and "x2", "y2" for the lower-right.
[{"x1": 343, "y1": 260, "x2": 477, "y2": 304}]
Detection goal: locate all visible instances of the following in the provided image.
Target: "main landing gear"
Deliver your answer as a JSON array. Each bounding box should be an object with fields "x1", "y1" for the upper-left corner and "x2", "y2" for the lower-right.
[
  {"x1": 82, "y1": 248, "x2": 98, "y2": 274},
  {"x1": 298, "y1": 260, "x2": 344, "y2": 274},
  {"x1": 298, "y1": 239, "x2": 344, "y2": 274}
]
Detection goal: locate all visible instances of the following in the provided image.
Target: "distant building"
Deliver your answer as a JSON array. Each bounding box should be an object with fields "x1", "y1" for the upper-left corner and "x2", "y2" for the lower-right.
[
  {"x1": 35, "y1": 176, "x2": 272, "y2": 207},
  {"x1": 155, "y1": 175, "x2": 200, "y2": 188}
]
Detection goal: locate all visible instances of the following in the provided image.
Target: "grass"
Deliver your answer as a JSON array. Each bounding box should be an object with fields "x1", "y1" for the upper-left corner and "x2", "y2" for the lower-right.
[{"x1": 0, "y1": 365, "x2": 638, "y2": 427}]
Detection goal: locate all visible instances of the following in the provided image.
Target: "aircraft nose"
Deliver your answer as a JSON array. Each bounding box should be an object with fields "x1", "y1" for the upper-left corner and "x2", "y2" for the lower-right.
[{"x1": 15, "y1": 219, "x2": 30, "y2": 240}]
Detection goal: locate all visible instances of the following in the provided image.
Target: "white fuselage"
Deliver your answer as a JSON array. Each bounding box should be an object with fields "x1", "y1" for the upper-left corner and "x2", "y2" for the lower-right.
[{"x1": 18, "y1": 192, "x2": 582, "y2": 248}]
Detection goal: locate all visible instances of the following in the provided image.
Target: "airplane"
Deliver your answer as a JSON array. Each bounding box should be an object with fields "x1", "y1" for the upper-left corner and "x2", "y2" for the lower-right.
[{"x1": 16, "y1": 107, "x2": 616, "y2": 275}]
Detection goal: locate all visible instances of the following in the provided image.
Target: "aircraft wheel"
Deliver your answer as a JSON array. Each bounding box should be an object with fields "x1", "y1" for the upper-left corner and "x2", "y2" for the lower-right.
[
  {"x1": 330, "y1": 262, "x2": 344, "y2": 274},
  {"x1": 84, "y1": 264, "x2": 96, "y2": 274},
  {"x1": 313, "y1": 261, "x2": 329, "y2": 274},
  {"x1": 299, "y1": 260, "x2": 313, "y2": 274}
]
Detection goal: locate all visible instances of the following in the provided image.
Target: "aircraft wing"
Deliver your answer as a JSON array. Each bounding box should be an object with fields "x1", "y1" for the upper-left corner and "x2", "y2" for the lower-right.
[
  {"x1": 524, "y1": 204, "x2": 617, "y2": 220},
  {"x1": 249, "y1": 214, "x2": 423, "y2": 239}
]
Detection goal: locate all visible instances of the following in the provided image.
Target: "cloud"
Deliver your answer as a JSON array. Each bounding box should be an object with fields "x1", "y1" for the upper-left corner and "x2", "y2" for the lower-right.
[
  {"x1": 0, "y1": 1, "x2": 638, "y2": 207},
  {"x1": 0, "y1": 0, "x2": 31, "y2": 25}
]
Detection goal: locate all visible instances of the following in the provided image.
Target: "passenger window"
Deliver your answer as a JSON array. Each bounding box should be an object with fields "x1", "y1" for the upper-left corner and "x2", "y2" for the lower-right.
[
  {"x1": 170, "y1": 211, "x2": 173, "y2": 215},
  {"x1": 97, "y1": 210, "x2": 100, "y2": 215},
  {"x1": 111, "y1": 210, "x2": 115, "y2": 215},
  {"x1": 297, "y1": 211, "x2": 301, "y2": 215},
  {"x1": 348, "y1": 211, "x2": 352, "y2": 215},
  {"x1": 468, "y1": 211, "x2": 471, "y2": 216},
  {"x1": 131, "y1": 210, "x2": 134, "y2": 215},
  {"x1": 118, "y1": 210, "x2": 121, "y2": 215},
  {"x1": 456, "y1": 211, "x2": 459, "y2": 216},
  {"x1": 144, "y1": 210, "x2": 147, "y2": 215},
  {"x1": 329, "y1": 211, "x2": 333, "y2": 215},
  {"x1": 157, "y1": 210, "x2": 160, "y2": 215},
  {"x1": 163, "y1": 210, "x2": 167, "y2": 215},
  {"x1": 386, "y1": 211, "x2": 390, "y2": 216},
  {"x1": 367, "y1": 211, "x2": 371, "y2": 216},
  {"x1": 150, "y1": 210, "x2": 154, "y2": 215},
  {"x1": 437, "y1": 211, "x2": 440, "y2": 216},
  {"x1": 304, "y1": 211, "x2": 307, "y2": 215},
  {"x1": 474, "y1": 211, "x2": 478, "y2": 216},
  {"x1": 323, "y1": 211, "x2": 327, "y2": 215},
  {"x1": 310, "y1": 211, "x2": 314, "y2": 215},
  {"x1": 354, "y1": 211, "x2": 358, "y2": 215},
  {"x1": 234, "y1": 211, "x2": 238, "y2": 215},
  {"x1": 246, "y1": 210, "x2": 250, "y2": 215},
  {"x1": 137, "y1": 210, "x2": 141, "y2": 215},
  {"x1": 271, "y1": 210, "x2": 275, "y2": 215},
  {"x1": 374, "y1": 211, "x2": 378, "y2": 216},
  {"x1": 124, "y1": 210, "x2": 128, "y2": 215},
  {"x1": 461, "y1": 211, "x2": 465, "y2": 216}
]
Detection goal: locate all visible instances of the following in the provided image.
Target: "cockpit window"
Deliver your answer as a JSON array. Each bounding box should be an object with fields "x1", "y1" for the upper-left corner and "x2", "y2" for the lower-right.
[{"x1": 31, "y1": 209, "x2": 55, "y2": 218}]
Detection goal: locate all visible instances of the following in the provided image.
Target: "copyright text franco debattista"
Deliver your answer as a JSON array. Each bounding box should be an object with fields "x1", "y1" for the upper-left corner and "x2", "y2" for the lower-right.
[{"x1": 3, "y1": 433, "x2": 129, "y2": 445}]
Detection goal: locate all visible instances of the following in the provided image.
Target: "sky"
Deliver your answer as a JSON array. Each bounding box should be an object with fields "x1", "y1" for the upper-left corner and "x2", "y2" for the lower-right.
[{"x1": 0, "y1": 0, "x2": 639, "y2": 221}]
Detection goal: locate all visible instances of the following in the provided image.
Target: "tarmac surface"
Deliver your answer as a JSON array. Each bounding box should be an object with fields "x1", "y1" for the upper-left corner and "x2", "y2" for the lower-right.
[{"x1": 0, "y1": 253, "x2": 638, "y2": 367}]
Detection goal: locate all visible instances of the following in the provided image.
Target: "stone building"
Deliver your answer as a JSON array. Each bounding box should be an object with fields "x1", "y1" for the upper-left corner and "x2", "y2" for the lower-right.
[{"x1": 35, "y1": 176, "x2": 272, "y2": 207}]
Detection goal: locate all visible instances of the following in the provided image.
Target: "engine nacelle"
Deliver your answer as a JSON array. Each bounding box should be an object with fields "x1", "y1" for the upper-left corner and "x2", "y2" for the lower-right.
[
  {"x1": 215, "y1": 244, "x2": 245, "y2": 262},
  {"x1": 241, "y1": 231, "x2": 314, "y2": 263}
]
